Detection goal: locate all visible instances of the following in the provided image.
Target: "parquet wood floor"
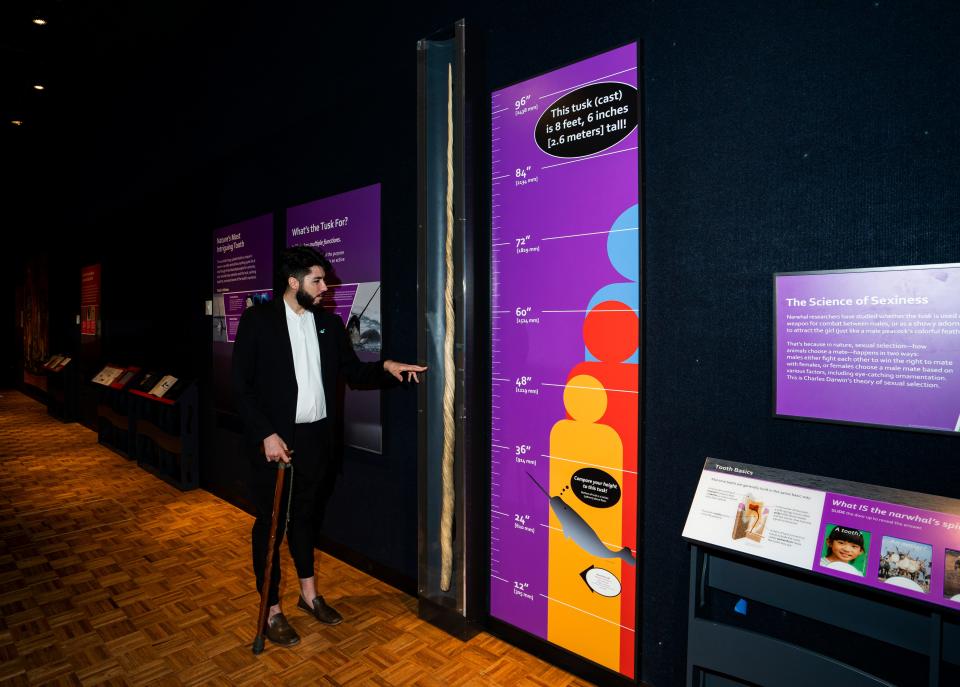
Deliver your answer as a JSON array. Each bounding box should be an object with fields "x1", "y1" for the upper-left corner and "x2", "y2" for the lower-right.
[{"x1": 0, "y1": 391, "x2": 594, "y2": 686}]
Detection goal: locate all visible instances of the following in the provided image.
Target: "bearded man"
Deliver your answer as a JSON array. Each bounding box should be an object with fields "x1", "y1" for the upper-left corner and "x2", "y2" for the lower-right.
[{"x1": 232, "y1": 245, "x2": 425, "y2": 646}]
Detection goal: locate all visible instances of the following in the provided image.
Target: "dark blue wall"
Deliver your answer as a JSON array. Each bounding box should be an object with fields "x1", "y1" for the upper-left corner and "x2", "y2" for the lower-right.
[{"x1": 5, "y1": 2, "x2": 959, "y2": 685}]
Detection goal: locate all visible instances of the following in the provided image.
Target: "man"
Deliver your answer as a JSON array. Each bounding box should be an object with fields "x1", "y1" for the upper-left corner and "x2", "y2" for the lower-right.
[{"x1": 232, "y1": 245, "x2": 425, "y2": 647}]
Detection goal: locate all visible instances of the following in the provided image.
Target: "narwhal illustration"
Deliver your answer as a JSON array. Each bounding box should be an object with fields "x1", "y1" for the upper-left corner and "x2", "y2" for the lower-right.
[{"x1": 527, "y1": 472, "x2": 635, "y2": 566}]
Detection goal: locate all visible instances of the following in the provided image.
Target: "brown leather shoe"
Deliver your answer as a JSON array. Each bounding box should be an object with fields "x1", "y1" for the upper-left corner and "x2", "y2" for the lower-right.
[
  {"x1": 297, "y1": 595, "x2": 343, "y2": 625},
  {"x1": 265, "y1": 613, "x2": 300, "y2": 646}
]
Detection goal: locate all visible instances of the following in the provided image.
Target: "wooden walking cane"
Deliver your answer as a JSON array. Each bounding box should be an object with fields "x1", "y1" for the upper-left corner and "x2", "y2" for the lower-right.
[{"x1": 251, "y1": 460, "x2": 292, "y2": 655}]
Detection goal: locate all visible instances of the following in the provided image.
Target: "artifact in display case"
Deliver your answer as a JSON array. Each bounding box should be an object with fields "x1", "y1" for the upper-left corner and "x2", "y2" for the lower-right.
[
  {"x1": 134, "y1": 371, "x2": 160, "y2": 394},
  {"x1": 43, "y1": 354, "x2": 71, "y2": 371},
  {"x1": 148, "y1": 374, "x2": 178, "y2": 398},
  {"x1": 92, "y1": 365, "x2": 125, "y2": 386},
  {"x1": 110, "y1": 367, "x2": 140, "y2": 390},
  {"x1": 160, "y1": 378, "x2": 190, "y2": 402}
]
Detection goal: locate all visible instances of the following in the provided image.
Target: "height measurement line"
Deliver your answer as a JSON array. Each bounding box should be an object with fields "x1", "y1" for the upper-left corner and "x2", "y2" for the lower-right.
[
  {"x1": 540, "y1": 382, "x2": 638, "y2": 394},
  {"x1": 540, "y1": 309, "x2": 637, "y2": 313},
  {"x1": 542, "y1": 226, "x2": 637, "y2": 242},
  {"x1": 537, "y1": 66, "x2": 638, "y2": 100},
  {"x1": 541, "y1": 453, "x2": 639, "y2": 475},
  {"x1": 542, "y1": 146, "x2": 638, "y2": 170},
  {"x1": 539, "y1": 594, "x2": 636, "y2": 632}
]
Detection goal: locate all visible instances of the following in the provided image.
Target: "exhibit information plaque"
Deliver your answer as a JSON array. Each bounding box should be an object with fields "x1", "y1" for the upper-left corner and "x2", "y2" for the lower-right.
[
  {"x1": 684, "y1": 459, "x2": 960, "y2": 610},
  {"x1": 489, "y1": 44, "x2": 640, "y2": 678},
  {"x1": 287, "y1": 184, "x2": 383, "y2": 454},
  {"x1": 213, "y1": 214, "x2": 274, "y2": 343},
  {"x1": 775, "y1": 264, "x2": 960, "y2": 433}
]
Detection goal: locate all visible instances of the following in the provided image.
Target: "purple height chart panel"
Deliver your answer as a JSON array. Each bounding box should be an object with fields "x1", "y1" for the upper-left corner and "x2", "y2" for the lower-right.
[
  {"x1": 287, "y1": 184, "x2": 383, "y2": 454},
  {"x1": 489, "y1": 42, "x2": 639, "y2": 664},
  {"x1": 775, "y1": 264, "x2": 960, "y2": 433},
  {"x1": 213, "y1": 214, "x2": 274, "y2": 344}
]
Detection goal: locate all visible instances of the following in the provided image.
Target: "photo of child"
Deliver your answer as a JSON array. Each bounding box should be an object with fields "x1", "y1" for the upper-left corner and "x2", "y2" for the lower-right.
[
  {"x1": 819, "y1": 525, "x2": 869, "y2": 576},
  {"x1": 943, "y1": 549, "x2": 960, "y2": 602},
  {"x1": 877, "y1": 537, "x2": 933, "y2": 594}
]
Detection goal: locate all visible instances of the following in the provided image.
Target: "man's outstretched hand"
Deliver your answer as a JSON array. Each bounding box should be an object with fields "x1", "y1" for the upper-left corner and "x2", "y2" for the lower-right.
[{"x1": 384, "y1": 360, "x2": 428, "y2": 383}]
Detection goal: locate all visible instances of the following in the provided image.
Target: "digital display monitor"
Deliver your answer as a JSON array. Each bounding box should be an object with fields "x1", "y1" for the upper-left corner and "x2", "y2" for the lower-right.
[{"x1": 774, "y1": 263, "x2": 960, "y2": 433}]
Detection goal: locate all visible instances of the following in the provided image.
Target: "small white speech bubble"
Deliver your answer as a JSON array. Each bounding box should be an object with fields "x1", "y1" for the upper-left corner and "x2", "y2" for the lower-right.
[{"x1": 583, "y1": 566, "x2": 622, "y2": 597}]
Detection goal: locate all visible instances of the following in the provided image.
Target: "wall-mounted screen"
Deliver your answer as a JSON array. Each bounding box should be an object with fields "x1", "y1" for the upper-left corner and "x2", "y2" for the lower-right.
[
  {"x1": 489, "y1": 43, "x2": 640, "y2": 679},
  {"x1": 775, "y1": 264, "x2": 960, "y2": 434}
]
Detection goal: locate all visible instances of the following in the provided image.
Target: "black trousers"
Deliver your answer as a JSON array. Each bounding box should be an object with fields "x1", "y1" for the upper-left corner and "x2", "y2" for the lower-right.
[{"x1": 250, "y1": 418, "x2": 329, "y2": 607}]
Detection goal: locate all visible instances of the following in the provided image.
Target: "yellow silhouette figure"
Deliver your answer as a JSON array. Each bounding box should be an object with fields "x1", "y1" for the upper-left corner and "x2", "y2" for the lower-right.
[{"x1": 547, "y1": 374, "x2": 625, "y2": 671}]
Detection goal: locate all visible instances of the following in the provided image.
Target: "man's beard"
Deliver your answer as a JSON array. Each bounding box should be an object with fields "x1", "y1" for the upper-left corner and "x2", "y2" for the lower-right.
[{"x1": 295, "y1": 285, "x2": 318, "y2": 309}]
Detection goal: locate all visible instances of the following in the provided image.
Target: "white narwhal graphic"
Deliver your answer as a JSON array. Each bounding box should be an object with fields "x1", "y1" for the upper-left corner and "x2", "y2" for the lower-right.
[{"x1": 528, "y1": 472, "x2": 635, "y2": 566}]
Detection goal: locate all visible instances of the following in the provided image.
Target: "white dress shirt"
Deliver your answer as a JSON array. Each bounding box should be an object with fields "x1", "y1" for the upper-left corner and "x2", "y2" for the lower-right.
[{"x1": 284, "y1": 300, "x2": 327, "y2": 423}]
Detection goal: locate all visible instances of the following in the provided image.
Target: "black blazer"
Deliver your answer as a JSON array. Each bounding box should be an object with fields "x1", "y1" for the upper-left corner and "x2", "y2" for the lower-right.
[{"x1": 231, "y1": 298, "x2": 385, "y2": 460}]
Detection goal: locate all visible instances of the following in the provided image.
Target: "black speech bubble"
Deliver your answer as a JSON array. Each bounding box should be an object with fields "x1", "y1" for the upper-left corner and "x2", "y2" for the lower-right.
[
  {"x1": 535, "y1": 82, "x2": 638, "y2": 158},
  {"x1": 570, "y1": 467, "x2": 621, "y2": 508}
]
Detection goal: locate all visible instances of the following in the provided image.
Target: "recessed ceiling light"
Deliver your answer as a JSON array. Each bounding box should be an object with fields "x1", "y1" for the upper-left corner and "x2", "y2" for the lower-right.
[
  {"x1": 33, "y1": 18, "x2": 48, "y2": 26},
  {"x1": 11, "y1": 120, "x2": 24, "y2": 126},
  {"x1": 33, "y1": 84, "x2": 45, "y2": 90}
]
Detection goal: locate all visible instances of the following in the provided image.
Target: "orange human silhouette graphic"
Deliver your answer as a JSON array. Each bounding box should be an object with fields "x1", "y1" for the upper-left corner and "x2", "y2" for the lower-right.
[{"x1": 547, "y1": 374, "x2": 625, "y2": 670}]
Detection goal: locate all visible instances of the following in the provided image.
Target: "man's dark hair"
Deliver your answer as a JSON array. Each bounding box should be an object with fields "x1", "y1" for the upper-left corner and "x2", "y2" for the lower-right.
[{"x1": 278, "y1": 246, "x2": 331, "y2": 290}]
